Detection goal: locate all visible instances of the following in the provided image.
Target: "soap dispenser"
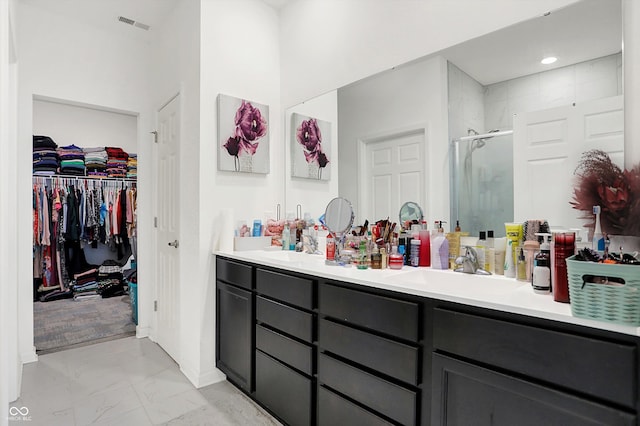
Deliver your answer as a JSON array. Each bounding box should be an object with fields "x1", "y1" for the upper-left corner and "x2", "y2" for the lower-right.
[
  {"x1": 532, "y1": 233, "x2": 552, "y2": 294},
  {"x1": 430, "y1": 221, "x2": 449, "y2": 269}
]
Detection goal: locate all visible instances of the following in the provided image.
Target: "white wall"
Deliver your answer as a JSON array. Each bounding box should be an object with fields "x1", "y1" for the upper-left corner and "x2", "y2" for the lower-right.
[
  {"x1": 16, "y1": 0, "x2": 154, "y2": 366},
  {"x1": 32, "y1": 99, "x2": 139, "y2": 154},
  {"x1": 279, "y1": 0, "x2": 581, "y2": 108},
  {"x1": 149, "y1": 0, "x2": 206, "y2": 385},
  {"x1": 337, "y1": 55, "x2": 449, "y2": 227},
  {"x1": 196, "y1": 0, "x2": 282, "y2": 386},
  {"x1": 1, "y1": 0, "x2": 19, "y2": 420},
  {"x1": 285, "y1": 90, "x2": 339, "y2": 218}
]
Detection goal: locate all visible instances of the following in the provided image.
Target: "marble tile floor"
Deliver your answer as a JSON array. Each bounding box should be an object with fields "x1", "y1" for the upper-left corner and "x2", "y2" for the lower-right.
[{"x1": 8, "y1": 336, "x2": 282, "y2": 426}]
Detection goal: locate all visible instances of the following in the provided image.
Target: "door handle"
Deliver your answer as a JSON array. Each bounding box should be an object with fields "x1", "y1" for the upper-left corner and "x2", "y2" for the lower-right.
[{"x1": 168, "y1": 240, "x2": 179, "y2": 248}]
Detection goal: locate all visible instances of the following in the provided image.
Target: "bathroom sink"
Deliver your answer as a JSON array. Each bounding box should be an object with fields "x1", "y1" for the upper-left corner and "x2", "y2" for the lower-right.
[
  {"x1": 390, "y1": 268, "x2": 526, "y2": 297},
  {"x1": 254, "y1": 250, "x2": 324, "y2": 264}
]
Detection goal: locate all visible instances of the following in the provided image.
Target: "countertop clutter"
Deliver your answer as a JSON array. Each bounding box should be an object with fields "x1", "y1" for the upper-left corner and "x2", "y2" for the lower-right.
[{"x1": 218, "y1": 249, "x2": 640, "y2": 337}]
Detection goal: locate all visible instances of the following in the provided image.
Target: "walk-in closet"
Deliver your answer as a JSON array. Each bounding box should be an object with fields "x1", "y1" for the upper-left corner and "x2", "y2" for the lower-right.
[{"x1": 32, "y1": 98, "x2": 139, "y2": 353}]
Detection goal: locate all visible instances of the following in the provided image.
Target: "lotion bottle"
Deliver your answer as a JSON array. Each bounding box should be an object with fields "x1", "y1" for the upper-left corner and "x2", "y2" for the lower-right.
[
  {"x1": 476, "y1": 231, "x2": 487, "y2": 271},
  {"x1": 430, "y1": 222, "x2": 449, "y2": 269},
  {"x1": 504, "y1": 239, "x2": 516, "y2": 278},
  {"x1": 532, "y1": 233, "x2": 552, "y2": 293}
]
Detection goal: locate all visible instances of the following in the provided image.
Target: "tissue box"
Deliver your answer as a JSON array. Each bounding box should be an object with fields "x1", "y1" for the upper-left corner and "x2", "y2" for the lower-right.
[{"x1": 234, "y1": 236, "x2": 272, "y2": 251}]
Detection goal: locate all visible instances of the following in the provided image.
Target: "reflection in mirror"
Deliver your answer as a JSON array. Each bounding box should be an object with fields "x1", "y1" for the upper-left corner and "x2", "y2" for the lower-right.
[
  {"x1": 287, "y1": 0, "x2": 622, "y2": 236},
  {"x1": 399, "y1": 201, "x2": 424, "y2": 229}
]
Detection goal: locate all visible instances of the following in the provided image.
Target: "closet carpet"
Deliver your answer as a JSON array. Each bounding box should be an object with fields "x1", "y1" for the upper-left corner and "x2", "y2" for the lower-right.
[{"x1": 34, "y1": 295, "x2": 136, "y2": 353}]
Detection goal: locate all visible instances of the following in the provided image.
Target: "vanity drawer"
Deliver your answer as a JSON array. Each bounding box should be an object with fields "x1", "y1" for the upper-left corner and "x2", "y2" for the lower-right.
[
  {"x1": 318, "y1": 353, "x2": 417, "y2": 425},
  {"x1": 433, "y1": 308, "x2": 637, "y2": 408},
  {"x1": 319, "y1": 283, "x2": 419, "y2": 342},
  {"x1": 216, "y1": 257, "x2": 253, "y2": 290},
  {"x1": 256, "y1": 350, "x2": 312, "y2": 426},
  {"x1": 318, "y1": 385, "x2": 393, "y2": 426},
  {"x1": 256, "y1": 268, "x2": 313, "y2": 309},
  {"x1": 256, "y1": 324, "x2": 312, "y2": 375},
  {"x1": 256, "y1": 296, "x2": 313, "y2": 342},
  {"x1": 319, "y1": 318, "x2": 419, "y2": 385}
]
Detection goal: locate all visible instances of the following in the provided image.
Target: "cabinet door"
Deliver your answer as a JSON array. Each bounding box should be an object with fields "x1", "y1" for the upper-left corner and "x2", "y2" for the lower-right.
[
  {"x1": 216, "y1": 281, "x2": 253, "y2": 392},
  {"x1": 431, "y1": 353, "x2": 635, "y2": 426}
]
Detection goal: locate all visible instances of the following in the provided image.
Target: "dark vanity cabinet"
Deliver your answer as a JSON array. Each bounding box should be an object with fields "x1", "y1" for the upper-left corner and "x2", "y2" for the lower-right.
[
  {"x1": 430, "y1": 308, "x2": 638, "y2": 426},
  {"x1": 317, "y1": 283, "x2": 421, "y2": 426},
  {"x1": 254, "y1": 268, "x2": 316, "y2": 426},
  {"x1": 215, "y1": 257, "x2": 254, "y2": 392},
  {"x1": 215, "y1": 255, "x2": 640, "y2": 426}
]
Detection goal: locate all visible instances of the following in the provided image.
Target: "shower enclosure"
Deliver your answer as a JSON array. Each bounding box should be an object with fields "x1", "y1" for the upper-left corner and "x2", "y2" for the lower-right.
[{"x1": 450, "y1": 129, "x2": 513, "y2": 237}]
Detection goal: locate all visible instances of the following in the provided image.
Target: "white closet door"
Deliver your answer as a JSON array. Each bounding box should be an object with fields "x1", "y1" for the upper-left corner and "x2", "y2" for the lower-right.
[
  {"x1": 156, "y1": 95, "x2": 181, "y2": 363},
  {"x1": 513, "y1": 95, "x2": 623, "y2": 229}
]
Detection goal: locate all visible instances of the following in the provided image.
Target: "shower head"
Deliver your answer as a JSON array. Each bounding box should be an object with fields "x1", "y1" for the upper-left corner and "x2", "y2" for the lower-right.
[{"x1": 475, "y1": 129, "x2": 501, "y2": 148}]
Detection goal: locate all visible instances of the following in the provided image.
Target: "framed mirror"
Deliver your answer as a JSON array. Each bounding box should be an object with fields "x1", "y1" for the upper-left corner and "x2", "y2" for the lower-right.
[{"x1": 284, "y1": 0, "x2": 622, "y2": 236}]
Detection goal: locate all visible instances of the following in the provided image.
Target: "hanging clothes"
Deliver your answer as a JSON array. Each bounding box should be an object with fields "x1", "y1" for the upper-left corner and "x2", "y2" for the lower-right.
[{"x1": 32, "y1": 177, "x2": 137, "y2": 298}]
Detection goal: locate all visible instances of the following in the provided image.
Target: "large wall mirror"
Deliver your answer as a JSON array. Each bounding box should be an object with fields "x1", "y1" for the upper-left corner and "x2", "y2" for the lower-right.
[{"x1": 285, "y1": 0, "x2": 622, "y2": 237}]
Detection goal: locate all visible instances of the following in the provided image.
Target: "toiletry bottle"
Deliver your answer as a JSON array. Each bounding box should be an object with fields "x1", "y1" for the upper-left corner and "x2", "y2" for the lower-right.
[
  {"x1": 476, "y1": 231, "x2": 487, "y2": 271},
  {"x1": 532, "y1": 234, "x2": 552, "y2": 293},
  {"x1": 504, "y1": 239, "x2": 516, "y2": 278},
  {"x1": 494, "y1": 237, "x2": 506, "y2": 276},
  {"x1": 252, "y1": 219, "x2": 262, "y2": 237},
  {"x1": 552, "y1": 231, "x2": 575, "y2": 303},
  {"x1": 380, "y1": 246, "x2": 388, "y2": 269},
  {"x1": 486, "y1": 230, "x2": 495, "y2": 274},
  {"x1": 398, "y1": 245, "x2": 406, "y2": 266},
  {"x1": 419, "y1": 222, "x2": 431, "y2": 267},
  {"x1": 431, "y1": 222, "x2": 449, "y2": 269},
  {"x1": 357, "y1": 239, "x2": 369, "y2": 270},
  {"x1": 371, "y1": 247, "x2": 382, "y2": 269},
  {"x1": 389, "y1": 246, "x2": 404, "y2": 270},
  {"x1": 410, "y1": 238, "x2": 421, "y2": 267},
  {"x1": 282, "y1": 223, "x2": 290, "y2": 251},
  {"x1": 523, "y1": 240, "x2": 539, "y2": 283},
  {"x1": 295, "y1": 219, "x2": 305, "y2": 252},
  {"x1": 516, "y1": 248, "x2": 527, "y2": 281},
  {"x1": 289, "y1": 222, "x2": 296, "y2": 251},
  {"x1": 455, "y1": 220, "x2": 461, "y2": 232},
  {"x1": 592, "y1": 205, "x2": 604, "y2": 252},
  {"x1": 326, "y1": 233, "x2": 335, "y2": 261}
]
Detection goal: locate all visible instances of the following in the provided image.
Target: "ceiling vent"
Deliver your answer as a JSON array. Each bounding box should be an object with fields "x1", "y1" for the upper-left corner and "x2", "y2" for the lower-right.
[{"x1": 117, "y1": 16, "x2": 150, "y2": 31}]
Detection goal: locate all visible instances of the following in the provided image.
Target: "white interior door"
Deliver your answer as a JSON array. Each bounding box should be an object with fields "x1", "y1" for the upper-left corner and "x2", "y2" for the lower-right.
[
  {"x1": 156, "y1": 95, "x2": 180, "y2": 363},
  {"x1": 361, "y1": 130, "x2": 426, "y2": 222},
  {"x1": 513, "y1": 95, "x2": 623, "y2": 229}
]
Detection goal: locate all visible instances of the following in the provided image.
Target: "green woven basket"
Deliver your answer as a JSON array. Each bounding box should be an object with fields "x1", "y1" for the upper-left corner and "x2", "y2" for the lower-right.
[{"x1": 566, "y1": 255, "x2": 640, "y2": 326}]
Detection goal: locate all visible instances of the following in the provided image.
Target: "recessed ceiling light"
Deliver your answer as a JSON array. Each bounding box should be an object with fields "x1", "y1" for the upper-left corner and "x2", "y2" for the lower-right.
[{"x1": 541, "y1": 56, "x2": 557, "y2": 65}]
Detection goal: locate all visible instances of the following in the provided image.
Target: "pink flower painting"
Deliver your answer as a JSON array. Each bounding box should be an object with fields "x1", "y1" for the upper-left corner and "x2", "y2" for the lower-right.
[
  {"x1": 292, "y1": 113, "x2": 331, "y2": 180},
  {"x1": 218, "y1": 94, "x2": 270, "y2": 173}
]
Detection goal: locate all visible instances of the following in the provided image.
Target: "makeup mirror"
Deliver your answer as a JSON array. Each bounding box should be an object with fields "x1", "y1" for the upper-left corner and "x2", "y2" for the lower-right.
[
  {"x1": 399, "y1": 202, "x2": 424, "y2": 228},
  {"x1": 324, "y1": 197, "x2": 355, "y2": 236}
]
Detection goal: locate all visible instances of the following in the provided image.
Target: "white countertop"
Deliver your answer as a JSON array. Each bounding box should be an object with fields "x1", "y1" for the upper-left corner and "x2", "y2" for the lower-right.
[{"x1": 216, "y1": 249, "x2": 640, "y2": 337}]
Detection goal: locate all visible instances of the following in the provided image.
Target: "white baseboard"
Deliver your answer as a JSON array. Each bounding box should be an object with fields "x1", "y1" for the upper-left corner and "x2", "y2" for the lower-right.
[
  {"x1": 21, "y1": 347, "x2": 37, "y2": 364},
  {"x1": 135, "y1": 325, "x2": 150, "y2": 338},
  {"x1": 180, "y1": 363, "x2": 226, "y2": 389}
]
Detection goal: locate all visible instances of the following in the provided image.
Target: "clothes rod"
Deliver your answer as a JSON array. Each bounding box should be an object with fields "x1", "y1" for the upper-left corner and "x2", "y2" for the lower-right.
[
  {"x1": 32, "y1": 174, "x2": 137, "y2": 182},
  {"x1": 453, "y1": 129, "x2": 513, "y2": 143}
]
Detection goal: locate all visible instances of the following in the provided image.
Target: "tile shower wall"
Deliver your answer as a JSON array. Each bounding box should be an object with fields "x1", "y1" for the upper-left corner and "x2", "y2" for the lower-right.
[{"x1": 449, "y1": 53, "x2": 622, "y2": 237}]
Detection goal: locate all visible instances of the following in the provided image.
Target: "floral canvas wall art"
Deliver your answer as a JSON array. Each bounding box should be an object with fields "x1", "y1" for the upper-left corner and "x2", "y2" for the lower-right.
[
  {"x1": 218, "y1": 94, "x2": 270, "y2": 174},
  {"x1": 291, "y1": 113, "x2": 331, "y2": 180}
]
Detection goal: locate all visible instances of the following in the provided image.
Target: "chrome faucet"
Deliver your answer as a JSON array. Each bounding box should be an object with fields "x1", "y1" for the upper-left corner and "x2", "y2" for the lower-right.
[{"x1": 455, "y1": 246, "x2": 491, "y2": 275}]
